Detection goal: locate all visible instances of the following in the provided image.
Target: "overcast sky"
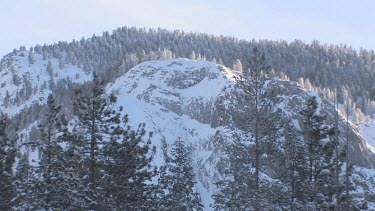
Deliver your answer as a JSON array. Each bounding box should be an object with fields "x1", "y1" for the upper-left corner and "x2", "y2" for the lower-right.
[{"x1": 1, "y1": 0, "x2": 375, "y2": 58}]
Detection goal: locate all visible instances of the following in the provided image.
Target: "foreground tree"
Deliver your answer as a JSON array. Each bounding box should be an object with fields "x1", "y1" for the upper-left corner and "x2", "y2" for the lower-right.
[
  {"x1": 102, "y1": 121, "x2": 158, "y2": 210},
  {"x1": 232, "y1": 47, "x2": 271, "y2": 210},
  {"x1": 73, "y1": 72, "x2": 123, "y2": 209},
  {"x1": 281, "y1": 122, "x2": 314, "y2": 210},
  {"x1": 14, "y1": 94, "x2": 90, "y2": 210},
  {"x1": 214, "y1": 48, "x2": 286, "y2": 210},
  {"x1": 299, "y1": 95, "x2": 349, "y2": 209},
  {"x1": 159, "y1": 138, "x2": 203, "y2": 210},
  {"x1": 0, "y1": 113, "x2": 16, "y2": 210},
  {"x1": 212, "y1": 138, "x2": 257, "y2": 210},
  {"x1": 300, "y1": 96, "x2": 327, "y2": 183}
]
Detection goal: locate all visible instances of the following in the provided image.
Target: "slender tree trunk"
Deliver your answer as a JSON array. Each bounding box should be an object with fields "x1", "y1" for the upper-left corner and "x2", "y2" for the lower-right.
[
  {"x1": 90, "y1": 106, "x2": 96, "y2": 189},
  {"x1": 46, "y1": 125, "x2": 52, "y2": 208},
  {"x1": 254, "y1": 66, "x2": 260, "y2": 210},
  {"x1": 309, "y1": 140, "x2": 313, "y2": 182},
  {"x1": 345, "y1": 100, "x2": 350, "y2": 210},
  {"x1": 291, "y1": 137, "x2": 295, "y2": 211},
  {"x1": 335, "y1": 89, "x2": 340, "y2": 210}
]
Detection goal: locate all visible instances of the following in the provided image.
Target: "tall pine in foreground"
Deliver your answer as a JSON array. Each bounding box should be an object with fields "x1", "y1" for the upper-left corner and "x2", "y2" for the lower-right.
[
  {"x1": 212, "y1": 138, "x2": 257, "y2": 210},
  {"x1": 281, "y1": 122, "x2": 314, "y2": 210},
  {"x1": 73, "y1": 72, "x2": 123, "y2": 210},
  {"x1": 14, "y1": 94, "x2": 90, "y2": 210},
  {"x1": 239, "y1": 47, "x2": 277, "y2": 210},
  {"x1": 299, "y1": 95, "x2": 347, "y2": 209},
  {"x1": 159, "y1": 138, "x2": 203, "y2": 211},
  {"x1": 0, "y1": 112, "x2": 16, "y2": 210},
  {"x1": 37, "y1": 94, "x2": 89, "y2": 210},
  {"x1": 102, "y1": 121, "x2": 157, "y2": 210},
  {"x1": 300, "y1": 96, "x2": 327, "y2": 183}
]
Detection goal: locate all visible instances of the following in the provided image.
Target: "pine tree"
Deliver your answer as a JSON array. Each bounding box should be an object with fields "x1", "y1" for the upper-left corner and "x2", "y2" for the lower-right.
[
  {"x1": 46, "y1": 60, "x2": 54, "y2": 77},
  {"x1": 281, "y1": 122, "x2": 314, "y2": 210},
  {"x1": 102, "y1": 121, "x2": 158, "y2": 210},
  {"x1": 300, "y1": 96, "x2": 327, "y2": 183},
  {"x1": 214, "y1": 48, "x2": 283, "y2": 210},
  {"x1": 13, "y1": 156, "x2": 42, "y2": 210},
  {"x1": 240, "y1": 47, "x2": 272, "y2": 210},
  {"x1": 28, "y1": 49, "x2": 35, "y2": 66},
  {"x1": 39, "y1": 94, "x2": 90, "y2": 209},
  {"x1": 344, "y1": 99, "x2": 352, "y2": 210},
  {"x1": 233, "y1": 59, "x2": 243, "y2": 72},
  {"x1": 0, "y1": 112, "x2": 16, "y2": 210},
  {"x1": 212, "y1": 138, "x2": 257, "y2": 210},
  {"x1": 300, "y1": 95, "x2": 346, "y2": 209},
  {"x1": 14, "y1": 94, "x2": 90, "y2": 210},
  {"x1": 73, "y1": 72, "x2": 123, "y2": 210},
  {"x1": 159, "y1": 138, "x2": 203, "y2": 211}
]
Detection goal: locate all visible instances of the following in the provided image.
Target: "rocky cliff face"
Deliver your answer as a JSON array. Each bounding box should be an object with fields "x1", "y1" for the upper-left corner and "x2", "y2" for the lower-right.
[{"x1": 106, "y1": 59, "x2": 375, "y2": 209}]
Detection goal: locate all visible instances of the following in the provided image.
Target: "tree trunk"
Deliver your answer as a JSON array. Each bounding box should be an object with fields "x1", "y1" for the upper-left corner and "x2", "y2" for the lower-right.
[
  {"x1": 254, "y1": 65, "x2": 260, "y2": 210},
  {"x1": 335, "y1": 89, "x2": 340, "y2": 210}
]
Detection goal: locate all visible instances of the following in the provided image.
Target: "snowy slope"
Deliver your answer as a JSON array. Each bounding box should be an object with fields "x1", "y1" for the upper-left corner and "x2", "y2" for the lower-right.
[
  {"x1": 105, "y1": 59, "x2": 375, "y2": 209},
  {"x1": 360, "y1": 121, "x2": 375, "y2": 153},
  {"x1": 0, "y1": 50, "x2": 91, "y2": 116},
  {"x1": 106, "y1": 59, "x2": 238, "y2": 208}
]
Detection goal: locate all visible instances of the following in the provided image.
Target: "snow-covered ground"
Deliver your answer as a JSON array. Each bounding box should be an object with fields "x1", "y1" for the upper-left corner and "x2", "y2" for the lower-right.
[
  {"x1": 0, "y1": 50, "x2": 90, "y2": 116},
  {"x1": 360, "y1": 120, "x2": 375, "y2": 153},
  {"x1": 107, "y1": 59, "x2": 238, "y2": 209}
]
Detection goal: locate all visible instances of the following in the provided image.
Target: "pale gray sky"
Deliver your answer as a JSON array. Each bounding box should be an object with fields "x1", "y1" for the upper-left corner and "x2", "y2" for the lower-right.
[{"x1": 1, "y1": 0, "x2": 375, "y2": 58}]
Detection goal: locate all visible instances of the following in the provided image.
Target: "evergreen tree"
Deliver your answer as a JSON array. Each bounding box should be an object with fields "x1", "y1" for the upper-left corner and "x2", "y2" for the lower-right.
[
  {"x1": 239, "y1": 47, "x2": 273, "y2": 210},
  {"x1": 300, "y1": 96, "x2": 327, "y2": 183},
  {"x1": 102, "y1": 121, "x2": 158, "y2": 210},
  {"x1": 233, "y1": 59, "x2": 243, "y2": 72},
  {"x1": 214, "y1": 48, "x2": 283, "y2": 210},
  {"x1": 28, "y1": 49, "x2": 35, "y2": 66},
  {"x1": 212, "y1": 138, "x2": 257, "y2": 210},
  {"x1": 299, "y1": 95, "x2": 346, "y2": 209},
  {"x1": 281, "y1": 122, "x2": 314, "y2": 210},
  {"x1": 73, "y1": 72, "x2": 123, "y2": 210},
  {"x1": 0, "y1": 112, "x2": 16, "y2": 210},
  {"x1": 248, "y1": 47, "x2": 270, "y2": 208},
  {"x1": 14, "y1": 94, "x2": 90, "y2": 210},
  {"x1": 159, "y1": 138, "x2": 203, "y2": 211},
  {"x1": 46, "y1": 60, "x2": 54, "y2": 77}
]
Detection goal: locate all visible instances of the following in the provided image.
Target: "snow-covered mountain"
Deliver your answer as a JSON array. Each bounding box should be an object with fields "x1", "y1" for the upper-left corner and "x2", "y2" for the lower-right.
[
  {"x1": 104, "y1": 59, "x2": 375, "y2": 209},
  {"x1": 2, "y1": 50, "x2": 375, "y2": 209}
]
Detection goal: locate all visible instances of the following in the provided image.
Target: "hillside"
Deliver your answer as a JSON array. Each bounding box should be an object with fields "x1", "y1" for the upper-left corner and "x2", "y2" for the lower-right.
[
  {"x1": 1, "y1": 31, "x2": 375, "y2": 209},
  {"x1": 2, "y1": 27, "x2": 375, "y2": 123},
  {"x1": 106, "y1": 59, "x2": 375, "y2": 209}
]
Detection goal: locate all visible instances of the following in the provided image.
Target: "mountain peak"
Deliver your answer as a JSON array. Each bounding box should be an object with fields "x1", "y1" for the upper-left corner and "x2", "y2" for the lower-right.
[{"x1": 111, "y1": 59, "x2": 237, "y2": 102}]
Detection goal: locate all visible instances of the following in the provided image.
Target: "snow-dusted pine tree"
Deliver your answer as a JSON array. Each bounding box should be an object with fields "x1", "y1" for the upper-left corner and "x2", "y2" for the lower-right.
[
  {"x1": 72, "y1": 72, "x2": 123, "y2": 210},
  {"x1": 102, "y1": 121, "x2": 157, "y2": 210},
  {"x1": 0, "y1": 112, "x2": 16, "y2": 210},
  {"x1": 159, "y1": 138, "x2": 203, "y2": 211}
]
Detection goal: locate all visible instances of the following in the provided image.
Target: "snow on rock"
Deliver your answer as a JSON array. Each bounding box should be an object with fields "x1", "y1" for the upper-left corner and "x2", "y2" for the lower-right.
[
  {"x1": 360, "y1": 120, "x2": 375, "y2": 153},
  {"x1": 107, "y1": 59, "x2": 238, "y2": 209},
  {"x1": 104, "y1": 59, "x2": 375, "y2": 210}
]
